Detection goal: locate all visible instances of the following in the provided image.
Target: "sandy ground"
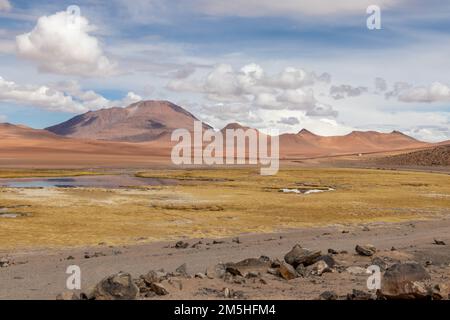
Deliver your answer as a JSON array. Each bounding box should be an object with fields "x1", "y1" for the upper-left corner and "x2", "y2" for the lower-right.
[{"x1": 1, "y1": 217, "x2": 449, "y2": 300}]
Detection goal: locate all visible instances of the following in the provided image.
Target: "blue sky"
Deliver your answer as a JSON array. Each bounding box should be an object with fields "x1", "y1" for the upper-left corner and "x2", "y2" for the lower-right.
[{"x1": 0, "y1": 0, "x2": 449, "y2": 141}]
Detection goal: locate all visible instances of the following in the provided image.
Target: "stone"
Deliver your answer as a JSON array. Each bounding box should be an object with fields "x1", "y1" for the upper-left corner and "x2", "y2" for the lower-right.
[
  {"x1": 430, "y1": 284, "x2": 449, "y2": 300},
  {"x1": 232, "y1": 237, "x2": 241, "y2": 244},
  {"x1": 90, "y1": 272, "x2": 139, "y2": 300},
  {"x1": 150, "y1": 282, "x2": 169, "y2": 296},
  {"x1": 56, "y1": 292, "x2": 80, "y2": 300},
  {"x1": 316, "y1": 254, "x2": 336, "y2": 268},
  {"x1": 284, "y1": 244, "x2": 321, "y2": 267},
  {"x1": 223, "y1": 287, "x2": 231, "y2": 299},
  {"x1": 225, "y1": 257, "x2": 271, "y2": 277},
  {"x1": 346, "y1": 266, "x2": 366, "y2": 275},
  {"x1": 175, "y1": 263, "x2": 188, "y2": 277},
  {"x1": 206, "y1": 263, "x2": 227, "y2": 279},
  {"x1": 319, "y1": 291, "x2": 338, "y2": 300},
  {"x1": 143, "y1": 270, "x2": 167, "y2": 284},
  {"x1": 195, "y1": 273, "x2": 207, "y2": 279},
  {"x1": 278, "y1": 262, "x2": 297, "y2": 280},
  {"x1": 371, "y1": 257, "x2": 387, "y2": 271},
  {"x1": 267, "y1": 268, "x2": 279, "y2": 276},
  {"x1": 0, "y1": 257, "x2": 10, "y2": 268},
  {"x1": 434, "y1": 239, "x2": 446, "y2": 246},
  {"x1": 295, "y1": 264, "x2": 308, "y2": 277},
  {"x1": 310, "y1": 260, "x2": 331, "y2": 276},
  {"x1": 327, "y1": 248, "x2": 339, "y2": 255},
  {"x1": 362, "y1": 226, "x2": 371, "y2": 231},
  {"x1": 378, "y1": 263, "x2": 431, "y2": 299},
  {"x1": 355, "y1": 244, "x2": 376, "y2": 256},
  {"x1": 347, "y1": 289, "x2": 373, "y2": 300},
  {"x1": 175, "y1": 241, "x2": 189, "y2": 249}
]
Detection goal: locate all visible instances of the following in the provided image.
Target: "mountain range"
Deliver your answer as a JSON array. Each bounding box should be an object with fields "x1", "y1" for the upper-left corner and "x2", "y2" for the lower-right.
[{"x1": 0, "y1": 100, "x2": 447, "y2": 166}]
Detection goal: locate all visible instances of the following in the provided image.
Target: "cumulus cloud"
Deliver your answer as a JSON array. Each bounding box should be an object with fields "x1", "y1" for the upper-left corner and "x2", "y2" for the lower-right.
[
  {"x1": 0, "y1": 76, "x2": 141, "y2": 113},
  {"x1": 396, "y1": 82, "x2": 450, "y2": 103},
  {"x1": 330, "y1": 84, "x2": 368, "y2": 100},
  {"x1": 0, "y1": 0, "x2": 11, "y2": 12},
  {"x1": 16, "y1": 11, "x2": 116, "y2": 77},
  {"x1": 168, "y1": 63, "x2": 336, "y2": 117}
]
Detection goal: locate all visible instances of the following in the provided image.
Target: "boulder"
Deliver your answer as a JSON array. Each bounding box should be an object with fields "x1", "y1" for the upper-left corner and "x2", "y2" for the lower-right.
[
  {"x1": 310, "y1": 260, "x2": 332, "y2": 276},
  {"x1": 346, "y1": 266, "x2": 366, "y2": 275},
  {"x1": 355, "y1": 244, "x2": 376, "y2": 256},
  {"x1": 319, "y1": 291, "x2": 338, "y2": 300},
  {"x1": 225, "y1": 257, "x2": 271, "y2": 277},
  {"x1": 0, "y1": 257, "x2": 10, "y2": 268},
  {"x1": 174, "y1": 241, "x2": 189, "y2": 249},
  {"x1": 206, "y1": 263, "x2": 227, "y2": 279},
  {"x1": 175, "y1": 263, "x2": 188, "y2": 277},
  {"x1": 430, "y1": 283, "x2": 449, "y2": 300},
  {"x1": 378, "y1": 263, "x2": 431, "y2": 299},
  {"x1": 278, "y1": 262, "x2": 297, "y2": 280},
  {"x1": 371, "y1": 257, "x2": 387, "y2": 271},
  {"x1": 347, "y1": 289, "x2": 374, "y2": 300},
  {"x1": 284, "y1": 244, "x2": 321, "y2": 267},
  {"x1": 150, "y1": 283, "x2": 169, "y2": 296},
  {"x1": 90, "y1": 272, "x2": 139, "y2": 300},
  {"x1": 142, "y1": 270, "x2": 167, "y2": 284},
  {"x1": 316, "y1": 254, "x2": 336, "y2": 268}
]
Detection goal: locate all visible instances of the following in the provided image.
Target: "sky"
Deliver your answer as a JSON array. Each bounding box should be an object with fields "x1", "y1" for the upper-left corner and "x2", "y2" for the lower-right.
[{"x1": 0, "y1": 0, "x2": 449, "y2": 141}]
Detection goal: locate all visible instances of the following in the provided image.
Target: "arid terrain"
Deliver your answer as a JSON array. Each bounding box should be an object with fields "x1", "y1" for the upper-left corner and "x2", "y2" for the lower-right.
[{"x1": 1, "y1": 101, "x2": 450, "y2": 300}]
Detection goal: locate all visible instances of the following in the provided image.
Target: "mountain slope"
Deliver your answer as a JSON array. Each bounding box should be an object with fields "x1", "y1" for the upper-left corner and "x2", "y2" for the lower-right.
[
  {"x1": 279, "y1": 129, "x2": 430, "y2": 158},
  {"x1": 46, "y1": 100, "x2": 212, "y2": 142}
]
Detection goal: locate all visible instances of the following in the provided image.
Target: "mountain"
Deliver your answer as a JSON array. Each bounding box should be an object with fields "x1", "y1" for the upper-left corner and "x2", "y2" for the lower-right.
[
  {"x1": 46, "y1": 100, "x2": 212, "y2": 142},
  {"x1": 279, "y1": 129, "x2": 430, "y2": 158},
  {"x1": 0, "y1": 122, "x2": 171, "y2": 167}
]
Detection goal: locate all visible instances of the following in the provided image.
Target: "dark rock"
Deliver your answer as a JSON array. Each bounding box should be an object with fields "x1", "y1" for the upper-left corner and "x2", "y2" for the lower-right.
[
  {"x1": 347, "y1": 289, "x2": 373, "y2": 300},
  {"x1": 284, "y1": 244, "x2": 321, "y2": 267},
  {"x1": 327, "y1": 248, "x2": 339, "y2": 255},
  {"x1": 90, "y1": 272, "x2": 139, "y2": 300},
  {"x1": 355, "y1": 244, "x2": 376, "y2": 256},
  {"x1": 378, "y1": 263, "x2": 431, "y2": 299},
  {"x1": 174, "y1": 241, "x2": 189, "y2": 249},
  {"x1": 213, "y1": 240, "x2": 225, "y2": 245},
  {"x1": 0, "y1": 257, "x2": 11, "y2": 268},
  {"x1": 371, "y1": 257, "x2": 387, "y2": 271},
  {"x1": 316, "y1": 254, "x2": 336, "y2": 268},
  {"x1": 66, "y1": 256, "x2": 75, "y2": 260},
  {"x1": 433, "y1": 239, "x2": 446, "y2": 246},
  {"x1": 150, "y1": 283, "x2": 169, "y2": 296},
  {"x1": 319, "y1": 291, "x2": 338, "y2": 300}
]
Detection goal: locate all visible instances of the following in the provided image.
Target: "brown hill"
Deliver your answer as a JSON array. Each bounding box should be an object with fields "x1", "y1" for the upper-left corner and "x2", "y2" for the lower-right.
[
  {"x1": 376, "y1": 145, "x2": 450, "y2": 166},
  {"x1": 0, "y1": 123, "x2": 171, "y2": 167},
  {"x1": 279, "y1": 129, "x2": 430, "y2": 158},
  {"x1": 46, "y1": 100, "x2": 212, "y2": 142}
]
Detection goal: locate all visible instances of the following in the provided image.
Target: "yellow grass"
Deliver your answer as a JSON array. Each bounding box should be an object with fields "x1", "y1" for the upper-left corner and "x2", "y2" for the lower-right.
[
  {"x1": 1, "y1": 168, "x2": 449, "y2": 249},
  {"x1": 0, "y1": 169, "x2": 106, "y2": 178}
]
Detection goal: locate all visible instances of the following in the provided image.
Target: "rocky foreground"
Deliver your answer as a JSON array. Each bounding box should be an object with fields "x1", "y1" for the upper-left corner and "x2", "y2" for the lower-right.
[{"x1": 1, "y1": 218, "x2": 449, "y2": 300}]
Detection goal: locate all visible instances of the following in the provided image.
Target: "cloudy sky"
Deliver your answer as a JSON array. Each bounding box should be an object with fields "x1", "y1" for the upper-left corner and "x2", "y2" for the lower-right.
[{"x1": 0, "y1": 0, "x2": 449, "y2": 141}]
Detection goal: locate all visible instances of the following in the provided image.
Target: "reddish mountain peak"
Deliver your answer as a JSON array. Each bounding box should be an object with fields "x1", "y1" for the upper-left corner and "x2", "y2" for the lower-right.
[
  {"x1": 222, "y1": 123, "x2": 251, "y2": 131},
  {"x1": 297, "y1": 129, "x2": 318, "y2": 136}
]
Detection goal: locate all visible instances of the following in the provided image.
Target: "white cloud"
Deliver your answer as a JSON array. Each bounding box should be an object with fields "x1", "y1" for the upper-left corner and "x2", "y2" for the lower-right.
[
  {"x1": 278, "y1": 116, "x2": 299, "y2": 126},
  {"x1": 397, "y1": 82, "x2": 450, "y2": 103},
  {"x1": 374, "y1": 77, "x2": 387, "y2": 92},
  {"x1": 0, "y1": 76, "x2": 141, "y2": 113},
  {"x1": 168, "y1": 63, "x2": 336, "y2": 117},
  {"x1": 16, "y1": 11, "x2": 116, "y2": 77},
  {"x1": 0, "y1": 114, "x2": 6, "y2": 122},
  {"x1": 0, "y1": 0, "x2": 11, "y2": 12},
  {"x1": 193, "y1": 0, "x2": 404, "y2": 17}
]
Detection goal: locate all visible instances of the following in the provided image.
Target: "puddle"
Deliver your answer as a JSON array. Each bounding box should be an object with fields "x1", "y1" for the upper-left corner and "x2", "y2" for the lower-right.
[
  {"x1": 0, "y1": 208, "x2": 30, "y2": 218},
  {"x1": 0, "y1": 175, "x2": 177, "y2": 189},
  {"x1": 280, "y1": 188, "x2": 335, "y2": 195}
]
